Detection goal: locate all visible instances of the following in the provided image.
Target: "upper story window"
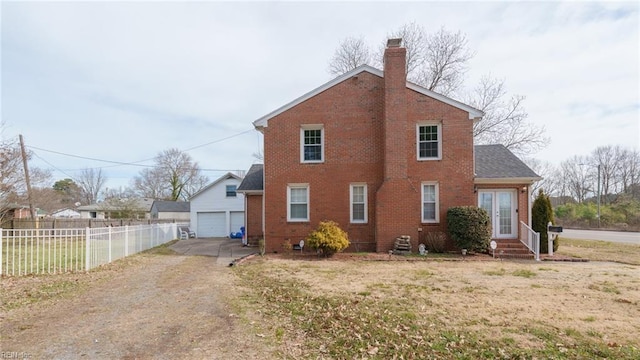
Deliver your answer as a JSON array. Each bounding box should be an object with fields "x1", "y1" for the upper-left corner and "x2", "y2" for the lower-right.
[
  {"x1": 350, "y1": 184, "x2": 368, "y2": 223},
  {"x1": 417, "y1": 123, "x2": 442, "y2": 160},
  {"x1": 287, "y1": 184, "x2": 309, "y2": 222},
  {"x1": 301, "y1": 125, "x2": 324, "y2": 163},
  {"x1": 422, "y1": 182, "x2": 439, "y2": 223},
  {"x1": 226, "y1": 185, "x2": 237, "y2": 197}
]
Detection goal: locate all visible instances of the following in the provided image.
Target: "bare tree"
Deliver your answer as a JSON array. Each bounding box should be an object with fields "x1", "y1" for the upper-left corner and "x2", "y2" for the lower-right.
[
  {"x1": 1, "y1": 140, "x2": 23, "y2": 209},
  {"x1": 470, "y1": 76, "x2": 549, "y2": 156},
  {"x1": 383, "y1": 23, "x2": 428, "y2": 79},
  {"x1": 132, "y1": 148, "x2": 208, "y2": 201},
  {"x1": 560, "y1": 156, "x2": 591, "y2": 203},
  {"x1": 590, "y1": 145, "x2": 620, "y2": 204},
  {"x1": 328, "y1": 36, "x2": 373, "y2": 77},
  {"x1": 418, "y1": 27, "x2": 474, "y2": 96},
  {"x1": 328, "y1": 25, "x2": 548, "y2": 156},
  {"x1": 523, "y1": 157, "x2": 555, "y2": 197},
  {"x1": 77, "y1": 168, "x2": 107, "y2": 204},
  {"x1": 131, "y1": 167, "x2": 169, "y2": 199},
  {"x1": 617, "y1": 147, "x2": 640, "y2": 199}
]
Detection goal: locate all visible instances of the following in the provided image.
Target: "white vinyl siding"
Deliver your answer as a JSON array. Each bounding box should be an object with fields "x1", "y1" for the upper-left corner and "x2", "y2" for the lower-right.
[
  {"x1": 350, "y1": 184, "x2": 367, "y2": 223},
  {"x1": 422, "y1": 182, "x2": 439, "y2": 223},
  {"x1": 287, "y1": 184, "x2": 309, "y2": 222},
  {"x1": 300, "y1": 125, "x2": 324, "y2": 163},
  {"x1": 417, "y1": 123, "x2": 442, "y2": 160}
]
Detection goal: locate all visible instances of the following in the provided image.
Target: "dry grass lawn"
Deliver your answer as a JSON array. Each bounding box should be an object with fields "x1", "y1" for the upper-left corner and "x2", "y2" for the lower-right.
[
  {"x1": 556, "y1": 237, "x2": 640, "y2": 265},
  {"x1": 235, "y1": 257, "x2": 640, "y2": 359}
]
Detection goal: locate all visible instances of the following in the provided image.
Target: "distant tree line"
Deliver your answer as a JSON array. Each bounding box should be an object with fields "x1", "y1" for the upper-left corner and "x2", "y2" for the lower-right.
[{"x1": 527, "y1": 145, "x2": 640, "y2": 229}]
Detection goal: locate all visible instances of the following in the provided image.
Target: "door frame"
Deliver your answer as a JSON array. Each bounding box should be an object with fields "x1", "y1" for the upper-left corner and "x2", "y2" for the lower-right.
[{"x1": 477, "y1": 189, "x2": 518, "y2": 239}]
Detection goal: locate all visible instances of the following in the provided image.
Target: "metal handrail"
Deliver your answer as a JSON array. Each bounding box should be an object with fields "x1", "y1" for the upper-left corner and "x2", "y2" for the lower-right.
[{"x1": 520, "y1": 221, "x2": 540, "y2": 261}]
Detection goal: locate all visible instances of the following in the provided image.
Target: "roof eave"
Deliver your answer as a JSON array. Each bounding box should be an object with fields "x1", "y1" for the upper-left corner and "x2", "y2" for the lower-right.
[
  {"x1": 475, "y1": 177, "x2": 543, "y2": 185},
  {"x1": 236, "y1": 189, "x2": 264, "y2": 195},
  {"x1": 253, "y1": 65, "x2": 382, "y2": 129}
]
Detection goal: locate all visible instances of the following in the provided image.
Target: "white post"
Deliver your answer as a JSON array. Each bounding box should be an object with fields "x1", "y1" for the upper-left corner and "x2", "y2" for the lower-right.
[
  {"x1": 125, "y1": 225, "x2": 129, "y2": 257},
  {"x1": 108, "y1": 226, "x2": 112, "y2": 263},
  {"x1": 547, "y1": 221, "x2": 554, "y2": 256},
  {"x1": 85, "y1": 227, "x2": 91, "y2": 271}
]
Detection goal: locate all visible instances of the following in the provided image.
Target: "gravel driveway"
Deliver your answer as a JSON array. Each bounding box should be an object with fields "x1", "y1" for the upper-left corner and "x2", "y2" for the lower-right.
[{"x1": 1, "y1": 239, "x2": 264, "y2": 359}]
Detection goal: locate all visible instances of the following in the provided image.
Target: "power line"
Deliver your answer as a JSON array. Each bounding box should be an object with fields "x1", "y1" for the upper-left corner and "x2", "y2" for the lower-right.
[{"x1": 24, "y1": 128, "x2": 255, "y2": 170}]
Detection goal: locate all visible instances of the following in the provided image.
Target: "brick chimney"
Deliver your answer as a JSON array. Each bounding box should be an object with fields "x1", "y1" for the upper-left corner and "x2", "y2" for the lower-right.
[
  {"x1": 376, "y1": 38, "x2": 413, "y2": 253},
  {"x1": 383, "y1": 38, "x2": 407, "y2": 180}
]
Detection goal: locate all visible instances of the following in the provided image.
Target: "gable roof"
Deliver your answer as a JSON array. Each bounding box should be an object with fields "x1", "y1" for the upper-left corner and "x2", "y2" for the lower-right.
[
  {"x1": 151, "y1": 200, "x2": 190, "y2": 213},
  {"x1": 474, "y1": 144, "x2": 542, "y2": 183},
  {"x1": 237, "y1": 164, "x2": 264, "y2": 193},
  {"x1": 189, "y1": 172, "x2": 243, "y2": 200},
  {"x1": 253, "y1": 65, "x2": 484, "y2": 130}
]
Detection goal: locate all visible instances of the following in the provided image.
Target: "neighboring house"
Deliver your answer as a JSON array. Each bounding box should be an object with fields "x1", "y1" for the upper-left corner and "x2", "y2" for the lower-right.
[
  {"x1": 1, "y1": 205, "x2": 46, "y2": 219},
  {"x1": 246, "y1": 38, "x2": 541, "y2": 254},
  {"x1": 150, "y1": 200, "x2": 190, "y2": 221},
  {"x1": 77, "y1": 198, "x2": 155, "y2": 219},
  {"x1": 237, "y1": 164, "x2": 264, "y2": 244},
  {"x1": 189, "y1": 172, "x2": 245, "y2": 237},
  {"x1": 50, "y1": 208, "x2": 81, "y2": 218}
]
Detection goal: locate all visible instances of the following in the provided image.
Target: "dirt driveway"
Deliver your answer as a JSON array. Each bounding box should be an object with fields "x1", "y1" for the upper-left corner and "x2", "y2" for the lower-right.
[{"x1": 1, "y1": 239, "x2": 264, "y2": 359}]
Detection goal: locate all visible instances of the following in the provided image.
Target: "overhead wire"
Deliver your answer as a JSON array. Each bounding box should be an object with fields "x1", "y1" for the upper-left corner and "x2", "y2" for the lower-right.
[{"x1": 24, "y1": 128, "x2": 255, "y2": 173}]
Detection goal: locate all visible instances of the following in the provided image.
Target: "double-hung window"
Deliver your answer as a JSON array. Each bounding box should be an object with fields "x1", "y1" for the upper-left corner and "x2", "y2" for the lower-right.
[
  {"x1": 226, "y1": 185, "x2": 237, "y2": 197},
  {"x1": 350, "y1": 184, "x2": 367, "y2": 223},
  {"x1": 422, "y1": 182, "x2": 439, "y2": 223},
  {"x1": 287, "y1": 184, "x2": 309, "y2": 222},
  {"x1": 301, "y1": 125, "x2": 324, "y2": 163},
  {"x1": 417, "y1": 123, "x2": 442, "y2": 160}
]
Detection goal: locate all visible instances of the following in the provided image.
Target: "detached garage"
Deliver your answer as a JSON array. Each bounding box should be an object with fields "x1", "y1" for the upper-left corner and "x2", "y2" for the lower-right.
[{"x1": 190, "y1": 173, "x2": 245, "y2": 238}]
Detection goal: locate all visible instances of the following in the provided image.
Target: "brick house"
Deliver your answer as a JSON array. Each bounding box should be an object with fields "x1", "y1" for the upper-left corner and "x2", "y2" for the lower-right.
[{"x1": 239, "y1": 39, "x2": 541, "y2": 255}]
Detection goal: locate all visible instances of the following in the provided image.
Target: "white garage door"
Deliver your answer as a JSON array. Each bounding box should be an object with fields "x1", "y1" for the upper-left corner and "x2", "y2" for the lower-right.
[
  {"x1": 197, "y1": 212, "x2": 226, "y2": 237},
  {"x1": 230, "y1": 211, "x2": 244, "y2": 234}
]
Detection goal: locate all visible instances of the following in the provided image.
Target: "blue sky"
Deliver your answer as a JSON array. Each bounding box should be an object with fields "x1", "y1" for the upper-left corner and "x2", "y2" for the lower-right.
[{"x1": 1, "y1": 1, "x2": 638, "y2": 191}]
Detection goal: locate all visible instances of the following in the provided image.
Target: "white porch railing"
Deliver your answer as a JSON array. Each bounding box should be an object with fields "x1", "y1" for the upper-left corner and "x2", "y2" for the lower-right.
[
  {"x1": 1, "y1": 223, "x2": 181, "y2": 276},
  {"x1": 520, "y1": 221, "x2": 540, "y2": 261}
]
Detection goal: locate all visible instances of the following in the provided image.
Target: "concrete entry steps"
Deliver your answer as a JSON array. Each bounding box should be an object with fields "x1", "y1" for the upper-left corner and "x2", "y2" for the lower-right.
[{"x1": 494, "y1": 239, "x2": 535, "y2": 260}]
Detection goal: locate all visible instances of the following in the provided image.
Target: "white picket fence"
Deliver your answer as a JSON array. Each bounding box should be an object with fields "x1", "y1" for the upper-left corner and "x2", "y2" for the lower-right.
[{"x1": 1, "y1": 223, "x2": 184, "y2": 276}]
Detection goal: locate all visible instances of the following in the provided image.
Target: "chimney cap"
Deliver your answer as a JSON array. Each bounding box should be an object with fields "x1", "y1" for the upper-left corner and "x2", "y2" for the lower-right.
[{"x1": 387, "y1": 38, "x2": 402, "y2": 48}]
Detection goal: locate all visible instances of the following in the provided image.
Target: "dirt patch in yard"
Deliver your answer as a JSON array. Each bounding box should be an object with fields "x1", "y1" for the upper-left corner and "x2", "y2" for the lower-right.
[
  {"x1": 1, "y1": 254, "x2": 273, "y2": 359},
  {"x1": 235, "y1": 256, "x2": 640, "y2": 358}
]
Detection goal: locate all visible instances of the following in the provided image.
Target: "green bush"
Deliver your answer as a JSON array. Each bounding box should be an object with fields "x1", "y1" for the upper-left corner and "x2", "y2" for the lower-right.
[
  {"x1": 446, "y1": 206, "x2": 491, "y2": 253},
  {"x1": 532, "y1": 189, "x2": 557, "y2": 253},
  {"x1": 306, "y1": 220, "x2": 350, "y2": 256}
]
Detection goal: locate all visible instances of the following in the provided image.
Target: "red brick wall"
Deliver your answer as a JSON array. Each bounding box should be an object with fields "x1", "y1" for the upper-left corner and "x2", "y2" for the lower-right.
[
  {"x1": 263, "y1": 72, "x2": 385, "y2": 253},
  {"x1": 245, "y1": 194, "x2": 263, "y2": 244},
  {"x1": 262, "y1": 50, "x2": 477, "y2": 253}
]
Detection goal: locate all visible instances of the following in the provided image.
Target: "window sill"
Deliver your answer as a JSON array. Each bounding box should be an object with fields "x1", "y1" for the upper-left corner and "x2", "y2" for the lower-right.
[{"x1": 417, "y1": 158, "x2": 442, "y2": 161}]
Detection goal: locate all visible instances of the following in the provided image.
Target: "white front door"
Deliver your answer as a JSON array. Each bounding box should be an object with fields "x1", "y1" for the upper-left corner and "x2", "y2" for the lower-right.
[{"x1": 478, "y1": 190, "x2": 517, "y2": 239}]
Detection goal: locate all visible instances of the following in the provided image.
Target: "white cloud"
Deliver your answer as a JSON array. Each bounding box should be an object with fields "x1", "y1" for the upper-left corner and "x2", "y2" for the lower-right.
[{"x1": 2, "y1": 1, "x2": 638, "y2": 190}]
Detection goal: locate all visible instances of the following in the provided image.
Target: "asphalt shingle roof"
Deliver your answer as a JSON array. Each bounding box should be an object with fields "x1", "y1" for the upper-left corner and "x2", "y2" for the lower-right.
[
  {"x1": 152, "y1": 201, "x2": 190, "y2": 212},
  {"x1": 474, "y1": 144, "x2": 540, "y2": 179},
  {"x1": 237, "y1": 164, "x2": 264, "y2": 192}
]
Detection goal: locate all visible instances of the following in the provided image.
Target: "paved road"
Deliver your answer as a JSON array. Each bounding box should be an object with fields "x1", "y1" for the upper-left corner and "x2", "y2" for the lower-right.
[{"x1": 562, "y1": 229, "x2": 640, "y2": 244}]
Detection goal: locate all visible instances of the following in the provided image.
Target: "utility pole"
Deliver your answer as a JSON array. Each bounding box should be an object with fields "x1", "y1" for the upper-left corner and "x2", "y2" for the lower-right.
[
  {"x1": 19, "y1": 134, "x2": 36, "y2": 220},
  {"x1": 597, "y1": 164, "x2": 601, "y2": 228}
]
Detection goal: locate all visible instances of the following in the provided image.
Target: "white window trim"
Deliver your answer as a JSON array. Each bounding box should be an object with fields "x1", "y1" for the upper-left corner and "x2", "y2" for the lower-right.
[
  {"x1": 287, "y1": 184, "x2": 309, "y2": 222},
  {"x1": 350, "y1": 183, "x2": 368, "y2": 224},
  {"x1": 300, "y1": 125, "x2": 324, "y2": 164},
  {"x1": 421, "y1": 181, "x2": 440, "y2": 223},
  {"x1": 416, "y1": 123, "x2": 442, "y2": 161}
]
